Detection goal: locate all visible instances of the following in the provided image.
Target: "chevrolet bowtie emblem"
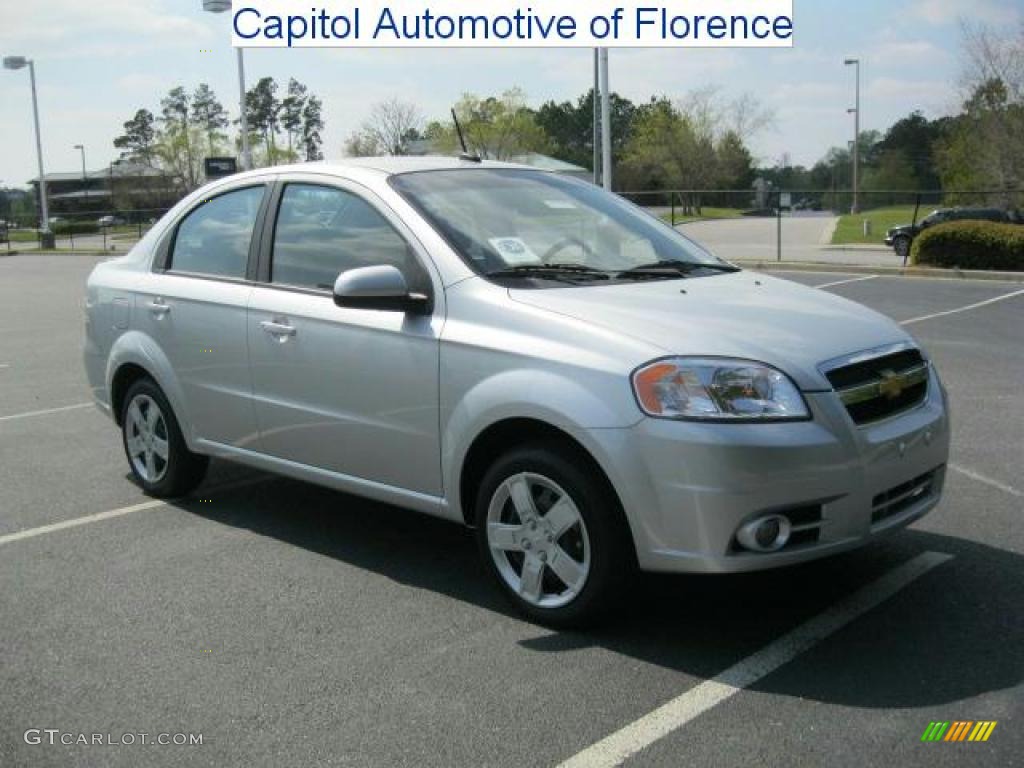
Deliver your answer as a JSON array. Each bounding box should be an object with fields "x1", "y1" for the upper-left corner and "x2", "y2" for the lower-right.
[{"x1": 878, "y1": 369, "x2": 906, "y2": 400}]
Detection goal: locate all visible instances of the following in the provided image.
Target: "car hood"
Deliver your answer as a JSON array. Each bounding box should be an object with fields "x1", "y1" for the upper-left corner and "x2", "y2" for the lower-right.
[{"x1": 508, "y1": 272, "x2": 912, "y2": 391}]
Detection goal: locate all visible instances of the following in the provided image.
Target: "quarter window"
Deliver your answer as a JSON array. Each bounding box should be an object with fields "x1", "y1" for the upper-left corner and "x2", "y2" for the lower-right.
[
  {"x1": 271, "y1": 184, "x2": 418, "y2": 291},
  {"x1": 170, "y1": 186, "x2": 264, "y2": 278}
]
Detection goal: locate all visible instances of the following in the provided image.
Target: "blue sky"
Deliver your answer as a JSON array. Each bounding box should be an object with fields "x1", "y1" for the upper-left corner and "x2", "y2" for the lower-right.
[{"x1": 1, "y1": 0, "x2": 1020, "y2": 186}]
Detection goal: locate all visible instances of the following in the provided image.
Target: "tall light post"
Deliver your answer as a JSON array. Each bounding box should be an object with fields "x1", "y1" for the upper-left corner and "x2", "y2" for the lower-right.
[
  {"x1": 592, "y1": 49, "x2": 600, "y2": 186},
  {"x1": 844, "y1": 58, "x2": 860, "y2": 214},
  {"x1": 599, "y1": 47, "x2": 612, "y2": 192},
  {"x1": 74, "y1": 143, "x2": 87, "y2": 201},
  {"x1": 4, "y1": 55, "x2": 53, "y2": 244},
  {"x1": 202, "y1": 0, "x2": 252, "y2": 170}
]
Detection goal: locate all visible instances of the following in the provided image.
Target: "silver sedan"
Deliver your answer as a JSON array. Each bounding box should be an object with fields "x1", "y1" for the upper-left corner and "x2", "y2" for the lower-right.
[{"x1": 84, "y1": 157, "x2": 950, "y2": 626}]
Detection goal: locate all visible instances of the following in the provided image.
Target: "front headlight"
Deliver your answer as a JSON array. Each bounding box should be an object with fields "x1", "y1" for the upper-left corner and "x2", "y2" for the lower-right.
[{"x1": 632, "y1": 357, "x2": 810, "y2": 421}]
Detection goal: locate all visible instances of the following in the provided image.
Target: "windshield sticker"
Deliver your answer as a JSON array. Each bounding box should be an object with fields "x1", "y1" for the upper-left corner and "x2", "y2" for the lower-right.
[{"x1": 488, "y1": 237, "x2": 542, "y2": 265}]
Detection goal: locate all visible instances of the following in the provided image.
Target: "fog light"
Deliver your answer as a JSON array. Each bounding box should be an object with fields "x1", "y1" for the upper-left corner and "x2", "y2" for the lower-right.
[{"x1": 736, "y1": 515, "x2": 792, "y2": 553}]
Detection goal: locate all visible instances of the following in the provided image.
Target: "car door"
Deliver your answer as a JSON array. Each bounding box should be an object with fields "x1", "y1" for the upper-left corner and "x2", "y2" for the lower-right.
[
  {"x1": 247, "y1": 177, "x2": 443, "y2": 497},
  {"x1": 136, "y1": 183, "x2": 269, "y2": 449}
]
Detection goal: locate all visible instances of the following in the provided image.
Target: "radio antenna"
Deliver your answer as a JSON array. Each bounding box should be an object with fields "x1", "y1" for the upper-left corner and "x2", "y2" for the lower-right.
[{"x1": 451, "y1": 108, "x2": 480, "y2": 162}]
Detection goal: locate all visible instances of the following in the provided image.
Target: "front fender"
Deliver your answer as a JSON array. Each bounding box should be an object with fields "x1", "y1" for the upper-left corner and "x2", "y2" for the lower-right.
[{"x1": 441, "y1": 367, "x2": 642, "y2": 519}]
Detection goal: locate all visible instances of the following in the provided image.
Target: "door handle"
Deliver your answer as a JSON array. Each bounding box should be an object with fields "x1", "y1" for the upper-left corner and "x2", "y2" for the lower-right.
[
  {"x1": 260, "y1": 320, "x2": 297, "y2": 338},
  {"x1": 147, "y1": 299, "x2": 171, "y2": 317}
]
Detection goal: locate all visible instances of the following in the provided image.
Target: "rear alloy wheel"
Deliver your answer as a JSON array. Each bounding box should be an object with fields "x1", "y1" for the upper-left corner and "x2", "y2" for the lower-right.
[
  {"x1": 125, "y1": 393, "x2": 170, "y2": 485},
  {"x1": 475, "y1": 443, "x2": 633, "y2": 627},
  {"x1": 121, "y1": 378, "x2": 208, "y2": 497}
]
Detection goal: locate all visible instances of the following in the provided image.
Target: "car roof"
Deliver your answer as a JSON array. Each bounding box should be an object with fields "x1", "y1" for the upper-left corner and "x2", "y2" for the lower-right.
[{"x1": 240, "y1": 155, "x2": 540, "y2": 180}]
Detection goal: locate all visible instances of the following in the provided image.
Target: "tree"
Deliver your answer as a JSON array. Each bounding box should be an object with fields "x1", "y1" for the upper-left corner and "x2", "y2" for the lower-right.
[
  {"x1": 246, "y1": 77, "x2": 282, "y2": 161},
  {"x1": 715, "y1": 130, "x2": 754, "y2": 189},
  {"x1": 864, "y1": 150, "x2": 919, "y2": 191},
  {"x1": 280, "y1": 78, "x2": 308, "y2": 154},
  {"x1": 727, "y1": 92, "x2": 776, "y2": 142},
  {"x1": 301, "y1": 95, "x2": 324, "y2": 161},
  {"x1": 535, "y1": 89, "x2": 640, "y2": 172},
  {"x1": 874, "y1": 111, "x2": 942, "y2": 189},
  {"x1": 113, "y1": 109, "x2": 158, "y2": 165},
  {"x1": 191, "y1": 83, "x2": 229, "y2": 155},
  {"x1": 432, "y1": 89, "x2": 549, "y2": 160},
  {"x1": 344, "y1": 132, "x2": 381, "y2": 157},
  {"x1": 346, "y1": 98, "x2": 423, "y2": 156},
  {"x1": 935, "y1": 23, "x2": 1024, "y2": 200},
  {"x1": 619, "y1": 99, "x2": 707, "y2": 196},
  {"x1": 159, "y1": 87, "x2": 201, "y2": 191}
]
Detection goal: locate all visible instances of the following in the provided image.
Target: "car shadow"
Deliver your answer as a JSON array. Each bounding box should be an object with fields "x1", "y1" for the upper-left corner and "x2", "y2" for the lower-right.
[{"x1": 180, "y1": 464, "x2": 1023, "y2": 710}]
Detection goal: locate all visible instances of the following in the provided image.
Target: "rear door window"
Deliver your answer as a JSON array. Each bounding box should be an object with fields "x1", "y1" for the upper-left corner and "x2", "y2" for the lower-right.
[{"x1": 170, "y1": 186, "x2": 265, "y2": 278}]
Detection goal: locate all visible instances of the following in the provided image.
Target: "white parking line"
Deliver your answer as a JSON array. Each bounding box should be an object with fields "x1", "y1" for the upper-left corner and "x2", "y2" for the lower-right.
[
  {"x1": 557, "y1": 551, "x2": 953, "y2": 768},
  {"x1": 900, "y1": 288, "x2": 1024, "y2": 326},
  {"x1": 950, "y1": 463, "x2": 1022, "y2": 498},
  {"x1": 0, "y1": 476, "x2": 268, "y2": 548},
  {"x1": 815, "y1": 275, "x2": 879, "y2": 289},
  {"x1": 0, "y1": 499, "x2": 166, "y2": 547},
  {"x1": 0, "y1": 402, "x2": 94, "y2": 423}
]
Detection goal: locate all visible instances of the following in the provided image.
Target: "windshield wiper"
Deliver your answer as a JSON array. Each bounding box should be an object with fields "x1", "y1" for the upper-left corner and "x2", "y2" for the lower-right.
[
  {"x1": 485, "y1": 264, "x2": 612, "y2": 282},
  {"x1": 616, "y1": 260, "x2": 741, "y2": 279}
]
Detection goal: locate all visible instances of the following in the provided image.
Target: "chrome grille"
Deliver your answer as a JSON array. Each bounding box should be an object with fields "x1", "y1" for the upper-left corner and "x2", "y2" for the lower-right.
[{"x1": 824, "y1": 347, "x2": 929, "y2": 425}]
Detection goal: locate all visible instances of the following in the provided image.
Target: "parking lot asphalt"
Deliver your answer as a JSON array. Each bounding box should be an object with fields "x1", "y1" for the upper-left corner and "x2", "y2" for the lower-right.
[{"x1": 1, "y1": 254, "x2": 1021, "y2": 768}]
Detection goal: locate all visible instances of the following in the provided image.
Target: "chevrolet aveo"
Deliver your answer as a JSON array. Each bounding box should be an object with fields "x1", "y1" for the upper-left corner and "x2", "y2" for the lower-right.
[{"x1": 84, "y1": 158, "x2": 950, "y2": 626}]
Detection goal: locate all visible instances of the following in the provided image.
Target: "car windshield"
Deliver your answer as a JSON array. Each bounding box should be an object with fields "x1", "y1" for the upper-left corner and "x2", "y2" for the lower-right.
[{"x1": 389, "y1": 169, "x2": 728, "y2": 284}]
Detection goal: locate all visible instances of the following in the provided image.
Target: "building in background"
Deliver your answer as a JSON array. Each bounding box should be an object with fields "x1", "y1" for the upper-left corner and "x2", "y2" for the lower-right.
[{"x1": 28, "y1": 160, "x2": 178, "y2": 217}]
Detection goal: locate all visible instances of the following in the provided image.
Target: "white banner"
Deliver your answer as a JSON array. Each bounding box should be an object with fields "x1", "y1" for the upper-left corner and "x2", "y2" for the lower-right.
[{"x1": 231, "y1": 0, "x2": 795, "y2": 49}]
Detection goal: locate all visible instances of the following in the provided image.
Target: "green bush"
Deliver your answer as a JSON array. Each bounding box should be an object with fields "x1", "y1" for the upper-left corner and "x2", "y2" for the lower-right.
[
  {"x1": 51, "y1": 220, "x2": 100, "y2": 236},
  {"x1": 911, "y1": 220, "x2": 1024, "y2": 271}
]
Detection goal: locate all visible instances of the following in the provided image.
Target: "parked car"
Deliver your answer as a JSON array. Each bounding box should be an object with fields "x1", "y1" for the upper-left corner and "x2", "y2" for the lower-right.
[
  {"x1": 98, "y1": 215, "x2": 126, "y2": 228},
  {"x1": 83, "y1": 158, "x2": 950, "y2": 626},
  {"x1": 886, "y1": 207, "x2": 1012, "y2": 258}
]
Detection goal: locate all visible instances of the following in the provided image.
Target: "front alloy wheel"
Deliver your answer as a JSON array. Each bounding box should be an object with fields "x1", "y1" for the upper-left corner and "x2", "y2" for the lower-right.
[
  {"x1": 475, "y1": 443, "x2": 634, "y2": 627},
  {"x1": 486, "y1": 472, "x2": 591, "y2": 609}
]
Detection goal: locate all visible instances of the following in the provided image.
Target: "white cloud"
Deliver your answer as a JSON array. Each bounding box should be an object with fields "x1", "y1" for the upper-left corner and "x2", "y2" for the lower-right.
[
  {"x1": 871, "y1": 39, "x2": 950, "y2": 65},
  {"x1": 0, "y1": 0, "x2": 212, "y2": 57},
  {"x1": 909, "y1": 0, "x2": 1021, "y2": 25}
]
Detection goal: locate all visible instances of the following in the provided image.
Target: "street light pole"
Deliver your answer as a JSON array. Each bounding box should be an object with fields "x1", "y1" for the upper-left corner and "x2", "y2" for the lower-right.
[
  {"x1": 592, "y1": 48, "x2": 600, "y2": 186},
  {"x1": 236, "y1": 47, "x2": 252, "y2": 170},
  {"x1": 845, "y1": 58, "x2": 860, "y2": 214},
  {"x1": 4, "y1": 56, "x2": 51, "y2": 240},
  {"x1": 599, "y1": 47, "x2": 612, "y2": 192},
  {"x1": 202, "y1": 1, "x2": 252, "y2": 171},
  {"x1": 74, "y1": 144, "x2": 87, "y2": 200}
]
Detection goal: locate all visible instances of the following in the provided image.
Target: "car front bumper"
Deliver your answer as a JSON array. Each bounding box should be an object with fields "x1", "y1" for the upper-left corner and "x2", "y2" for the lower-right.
[{"x1": 584, "y1": 368, "x2": 950, "y2": 573}]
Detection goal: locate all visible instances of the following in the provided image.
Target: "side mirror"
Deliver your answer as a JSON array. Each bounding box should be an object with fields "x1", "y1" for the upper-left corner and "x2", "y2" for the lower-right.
[{"x1": 333, "y1": 265, "x2": 430, "y2": 314}]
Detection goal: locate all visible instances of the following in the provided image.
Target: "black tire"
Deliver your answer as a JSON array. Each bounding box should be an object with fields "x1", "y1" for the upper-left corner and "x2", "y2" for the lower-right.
[
  {"x1": 474, "y1": 441, "x2": 635, "y2": 628},
  {"x1": 894, "y1": 236, "x2": 911, "y2": 259},
  {"x1": 120, "y1": 377, "x2": 208, "y2": 498}
]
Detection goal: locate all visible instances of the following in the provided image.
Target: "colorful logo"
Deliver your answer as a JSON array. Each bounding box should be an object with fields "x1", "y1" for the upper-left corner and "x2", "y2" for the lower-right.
[{"x1": 921, "y1": 721, "x2": 997, "y2": 743}]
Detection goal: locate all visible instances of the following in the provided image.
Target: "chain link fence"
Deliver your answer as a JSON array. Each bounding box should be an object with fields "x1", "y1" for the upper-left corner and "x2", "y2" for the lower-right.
[
  {"x1": 624, "y1": 188, "x2": 1024, "y2": 227},
  {"x1": 0, "y1": 208, "x2": 171, "y2": 253},
  {"x1": 622, "y1": 188, "x2": 1023, "y2": 264}
]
